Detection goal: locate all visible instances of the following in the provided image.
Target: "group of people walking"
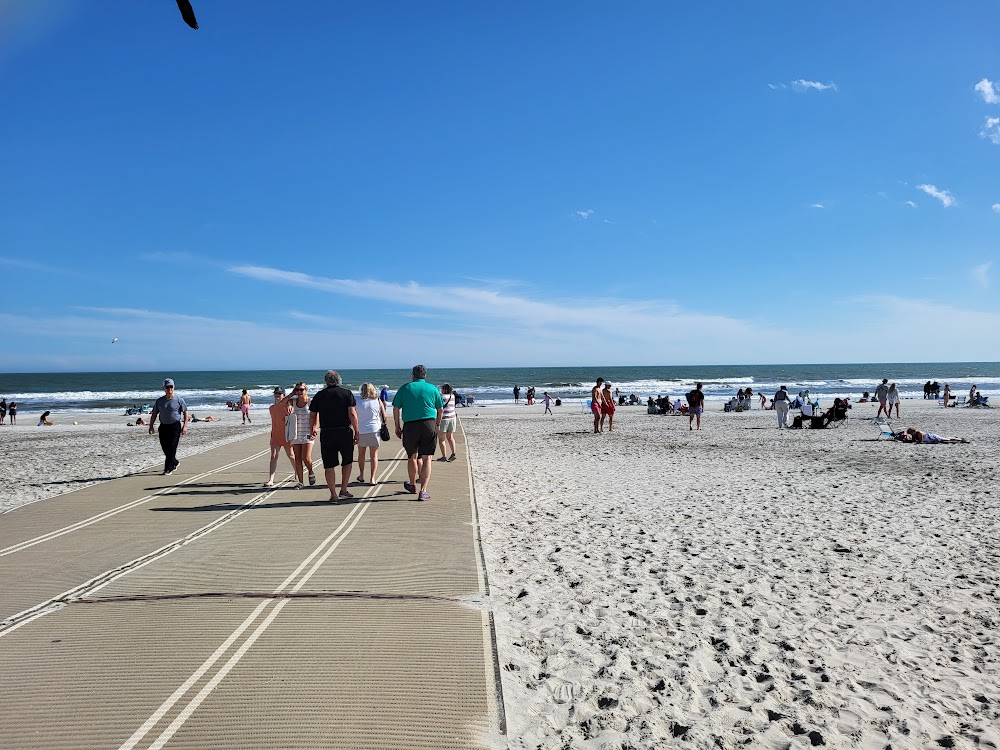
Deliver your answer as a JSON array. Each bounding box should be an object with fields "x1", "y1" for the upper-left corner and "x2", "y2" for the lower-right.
[
  {"x1": 152, "y1": 366, "x2": 458, "y2": 503},
  {"x1": 0, "y1": 398, "x2": 17, "y2": 425}
]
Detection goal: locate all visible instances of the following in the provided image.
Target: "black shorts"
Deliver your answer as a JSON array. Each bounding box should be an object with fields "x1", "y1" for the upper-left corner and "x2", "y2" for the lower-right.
[
  {"x1": 320, "y1": 427, "x2": 354, "y2": 467},
  {"x1": 402, "y1": 419, "x2": 438, "y2": 458}
]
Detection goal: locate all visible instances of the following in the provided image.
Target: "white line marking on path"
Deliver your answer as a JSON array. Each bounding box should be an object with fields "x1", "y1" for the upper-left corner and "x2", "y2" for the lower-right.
[
  {"x1": 0, "y1": 462, "x2": 310, "y2": 638},
  {"x1": 118, "y1": 449, "x2": 404, "y2": 750},
  {"x1": 0, "y1": 450, "x2": 269, "y2": 558}
]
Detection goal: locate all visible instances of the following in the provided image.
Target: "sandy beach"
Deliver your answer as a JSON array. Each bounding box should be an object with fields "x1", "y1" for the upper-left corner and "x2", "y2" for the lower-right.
[
  {"x1": 1, "y1": 398, "x2": 997, "y2": 748},
  {"x1": 0, "y1": 412, "x2": 269, "y2": 514},
  {"x1": 462, "y1": 399, "x2": 999, "y2": 749}
]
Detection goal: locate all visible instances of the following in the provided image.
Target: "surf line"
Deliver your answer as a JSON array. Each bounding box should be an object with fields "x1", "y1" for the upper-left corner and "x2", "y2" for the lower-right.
[
  {"x1": 117, "y1": 448, "x2": 404, "y2": 750},
  {"x1": 0, "y1": 449, "x2": 269, "y2": 558},
  {"x1": 0, "y1": 462, "x2": 313, "y2": 639}
]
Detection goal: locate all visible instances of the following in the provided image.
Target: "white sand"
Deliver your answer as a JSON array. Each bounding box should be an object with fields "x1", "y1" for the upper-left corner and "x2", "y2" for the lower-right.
[
  {"x1": 462, "y1": 400, "x2": 1000, "y2": 749},
  {"x1": 0, "y1": 411, "x2": 269, "y2": 513}
]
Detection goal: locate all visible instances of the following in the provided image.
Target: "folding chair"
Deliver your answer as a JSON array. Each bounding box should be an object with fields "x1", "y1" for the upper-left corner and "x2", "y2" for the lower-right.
[{"x1": 875, "y1": 421, "x2": 895, "y2": 440}]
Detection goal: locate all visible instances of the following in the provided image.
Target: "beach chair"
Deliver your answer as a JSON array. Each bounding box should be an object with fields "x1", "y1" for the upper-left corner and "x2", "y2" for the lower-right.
[
  {"x1": 955, "y1": 396, "x2": 967, "y2": 407},
  {"x1": 582, "y1": 399, "x2": 592, "y2": 413},
  {"x1": 875, "y1": 421, "x2": 895, "y2": 440}
]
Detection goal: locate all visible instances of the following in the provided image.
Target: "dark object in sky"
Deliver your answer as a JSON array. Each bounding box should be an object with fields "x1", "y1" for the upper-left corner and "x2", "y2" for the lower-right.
[{"x1": 176, "y1": 0, "x2": 199, "y2": 29}]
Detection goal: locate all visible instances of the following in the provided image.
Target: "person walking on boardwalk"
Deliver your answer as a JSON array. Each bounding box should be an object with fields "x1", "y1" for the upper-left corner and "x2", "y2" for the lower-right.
[
  {"x1": 773, "y1": 385, "x2": 792, "y2": 428},
  {"x1": 356, "y1": 382, "x2": 387, "y2": 484},
  {"x1": 875, "y1": 378, "x2": 890, "y2": 419},
  {"x1": 288, "y1": 382, "x2": 317, "y2": 489},
  {"x1": 437, "y1": 383, "x2": 458, "y2": 462},
  {"x1": 543, "y1": 391, "x2": 554, "y2": 415},
  {"x1": 590, "y1": 378, "x2": 605, "y2": 433},
  {"x1": 265, "y1": 387, "x2": 294, "y2": 487},
  {"x1": 687, "y1": 382, "x2": 705, "y2": 431},
  {"x1": 149, "y1": 378, "x2": 188, "y2": 475},
  {"x1": 393, "y1": 364, "x2": 444, "y2": 502},
  {"x1": 239, "y1": 389, "x2": 253, "y2": 424},
  {"x1": 309, "y1": 371, "x2": 358, "y2": 501}
]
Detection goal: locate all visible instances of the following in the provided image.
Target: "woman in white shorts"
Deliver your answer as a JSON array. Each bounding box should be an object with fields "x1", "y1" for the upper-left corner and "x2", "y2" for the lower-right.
[
  {"x1": 437, "y1": 383, "x2": 458, "y2": 462},
  {"x1": 289, "y1": 381, "x2": 316, "y2": 488},
  {"x1": 887, "y1": 382, "x2": 901, "y2": 419},
  {"x1": 356, "y1": 382, "x2": 387, "y2": 484}
]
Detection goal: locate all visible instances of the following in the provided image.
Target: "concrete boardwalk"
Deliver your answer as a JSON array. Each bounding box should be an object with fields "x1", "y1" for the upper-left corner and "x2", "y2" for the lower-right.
[{"x1": 0, "y1": 423, "x2": 506, "y2": 749}]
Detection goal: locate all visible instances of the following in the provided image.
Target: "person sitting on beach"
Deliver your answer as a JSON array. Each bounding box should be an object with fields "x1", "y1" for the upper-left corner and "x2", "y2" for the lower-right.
[
  {"x1": 647, "y1": 400, "x2": 658, "y2": 415},
  {"x1": 37, "y1": 411, "x2": 54, "y2": 426},
  {"x1": 674, "y1": 398, "x2": 685, "y2": 414},
  {"x1": 896, "y1": 427, "x2": 968, "y2": 444},
  {"x1": 136, "y1": 416, "x2": 146, "y2": 425},
  {"x1": 858, "y1": 391, "x2": 870, "y2": 403}
]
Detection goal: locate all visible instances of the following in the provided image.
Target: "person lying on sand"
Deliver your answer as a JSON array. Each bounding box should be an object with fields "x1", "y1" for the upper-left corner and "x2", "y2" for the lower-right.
[
  {"x1": 895, "y1": 427, "x2": 969, "y2": 444},
  {"x1": 190, "y1": 414, "x2": 218, "y2": 423}
]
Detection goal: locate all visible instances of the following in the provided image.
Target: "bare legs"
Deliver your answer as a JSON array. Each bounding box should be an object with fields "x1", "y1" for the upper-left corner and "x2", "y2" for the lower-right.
[
  {"x1": 266, "y1": 443, "x2": 294, "y2": 486},
  {"x1": 357, "y1": 446, "x2": 379, "y2": 484},
  {"x1": 438, "y1": 430, "x2": 456, "y2": 459},
  {"x1": 324, "y1": 462, "x2": 352, "y2": 500},
  {"x1": 292, "y1": 443, "x2": 314, "y2": 487},
  {"x1": 407, "y1": 454, "x2": 432, "y2": 495},
  {"x1": 892, "y1": 402, "x2": 900, "y2": 419}
]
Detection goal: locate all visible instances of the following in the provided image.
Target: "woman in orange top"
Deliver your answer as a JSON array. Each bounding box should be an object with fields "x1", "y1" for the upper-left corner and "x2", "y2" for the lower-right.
[{"x1": 266, "y1": 387, "x2": 294, "y2": 487}]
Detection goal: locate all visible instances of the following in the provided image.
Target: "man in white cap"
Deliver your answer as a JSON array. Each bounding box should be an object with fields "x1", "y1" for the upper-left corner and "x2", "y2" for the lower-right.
[{"x1": 149, "y1": 378, "x2": 189, "y2": 475}]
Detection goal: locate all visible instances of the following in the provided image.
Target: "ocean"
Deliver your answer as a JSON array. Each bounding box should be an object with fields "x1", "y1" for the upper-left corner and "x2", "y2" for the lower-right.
[{"x1": 0, "y1": 363, "x2": 997, "y2": 415}]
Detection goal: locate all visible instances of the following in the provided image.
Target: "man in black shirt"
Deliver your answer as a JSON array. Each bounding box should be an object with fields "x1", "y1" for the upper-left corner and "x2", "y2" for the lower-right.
[
  {"x1": 309, "y1": 370, "x2": 359, "y2": 502},
  {"x1": 687, "y1": 382, "x2": 705, "y2": 431}
]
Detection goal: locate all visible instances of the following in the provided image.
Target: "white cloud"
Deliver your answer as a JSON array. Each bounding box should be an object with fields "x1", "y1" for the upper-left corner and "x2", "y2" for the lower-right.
[
  {"x1": 905, "y1": 200, "x2": 917, "y2": 208},
  {"x1": 992, "y1": 203, "x2": 1000, "y2": 214},
  {"x1": 810, "y1": 203, "x2": 825, "y2": 209},
  {"x1": 972, "y1": 262, "x2": 992, "y2": 287},
  {"x1": 980, "y1": 116, "x2": 1000, "y2": 144},
  {"x1": 975, "y1": 78, "x2": 1000, "y2": 104},
  {"x1": 792, "y1": 79, "x2": 837, "y2": 91},
  {"x1": 916, "y1": 184, "x2": 956, "y2": 207},
  {"x1": 768, "y1": 80, "x2": 838, "y2": 92},
  {"x1": 573, "y1": 209, "x2": 594, "y2": 220}
]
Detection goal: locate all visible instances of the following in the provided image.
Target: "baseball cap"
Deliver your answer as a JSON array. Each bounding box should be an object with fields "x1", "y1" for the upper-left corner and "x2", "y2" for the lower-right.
[
  {"x1": 163, "y1": 378, "x2": 175, "y2": 388},
  {"x1": 273, "y1": 387, "x2": 285, "y2": 395}
]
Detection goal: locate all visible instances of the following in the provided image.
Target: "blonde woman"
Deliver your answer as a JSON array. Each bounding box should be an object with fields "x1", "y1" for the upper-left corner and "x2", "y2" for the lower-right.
[
  {"x1": 289, "y1": 381, "x2": 316, "y2": 488},
  {"x1": 437, "y1": 383, "x2": 457, "y2": 461},
  {"x1": 356, "y1": 382, "x2": 387, "y2": 484}
]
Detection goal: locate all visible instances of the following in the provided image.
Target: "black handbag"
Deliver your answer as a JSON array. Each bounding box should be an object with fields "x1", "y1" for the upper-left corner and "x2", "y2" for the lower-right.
[{"x1": 379, "y1": 419, "x2": 391, "y2": 442}]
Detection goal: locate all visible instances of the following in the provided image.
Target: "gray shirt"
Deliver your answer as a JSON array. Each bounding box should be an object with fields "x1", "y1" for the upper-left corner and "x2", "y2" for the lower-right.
[
  {"x1": 152, "y1": 395, "x2": 188, "y2": 424},
  {"x1": 774, "y1": 389, "x2": 790, "y2": 402},
  {"x1": 875, "y1": 383, "x2": 889, "y2": 400}
]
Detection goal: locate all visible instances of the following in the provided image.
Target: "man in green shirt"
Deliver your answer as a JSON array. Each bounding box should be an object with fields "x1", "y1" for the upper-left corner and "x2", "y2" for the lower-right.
[{"x1": 392, "y1": 364, "x2": 444, "y2": 502}]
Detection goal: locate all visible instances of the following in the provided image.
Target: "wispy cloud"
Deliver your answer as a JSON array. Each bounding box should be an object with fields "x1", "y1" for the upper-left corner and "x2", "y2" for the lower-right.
[
  {"x1": 810, "y1": 203, "x2": 825, "y2": 209},
  {"x1": 980, "y1": 116, "x2": 1000, "y2": 144},
  {"x1": 905, "y1": 200, "x2": 918, "y2": 208},
  {"x1": 972, "y1": 261, "x2": 992, "y2": 287},
  {"x1": 573, "y1": 209, "x2": 595, "y2": 220},
  {"x1": 769, "y1": 80, "x2": 838, "y2": 92},
  {"x1": 916, "y1": 184, "x2": 956, "y2": 208},
  {"x1": 975, "y1": 78, "x2": 1000, "y2": 104},
  {"x1": 993, "y1": 203, "x2": 1000, "y2": 214},
  {"x1": 0, "y1": 255, "x2": 86, "y2": 278}
]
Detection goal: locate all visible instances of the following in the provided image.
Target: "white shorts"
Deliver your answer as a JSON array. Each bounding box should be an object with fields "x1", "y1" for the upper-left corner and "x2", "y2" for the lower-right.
[
  {"x1": 357, "y1": 432, "x2": 380, "y2": 448},
  {"x1": 439, "y1": 418, "x2": 456, "y2": 433}
]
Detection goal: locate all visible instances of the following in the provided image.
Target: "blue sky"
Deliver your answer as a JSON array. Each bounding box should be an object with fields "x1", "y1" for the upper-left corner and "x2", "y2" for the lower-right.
[{"x1": 1, "y1": 1, "x2": 997, "y2": 371}]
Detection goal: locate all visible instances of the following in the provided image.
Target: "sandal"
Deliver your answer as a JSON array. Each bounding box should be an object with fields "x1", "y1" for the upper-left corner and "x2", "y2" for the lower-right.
[{"x1": 339, "y1": 490, "x2": 353, "y2": 499}]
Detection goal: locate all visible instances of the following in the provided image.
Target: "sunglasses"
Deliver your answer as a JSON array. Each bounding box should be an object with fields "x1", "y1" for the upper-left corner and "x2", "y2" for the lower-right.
[{"x1": 294, "y1": 388, "x2": 304, "y2": 392}]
